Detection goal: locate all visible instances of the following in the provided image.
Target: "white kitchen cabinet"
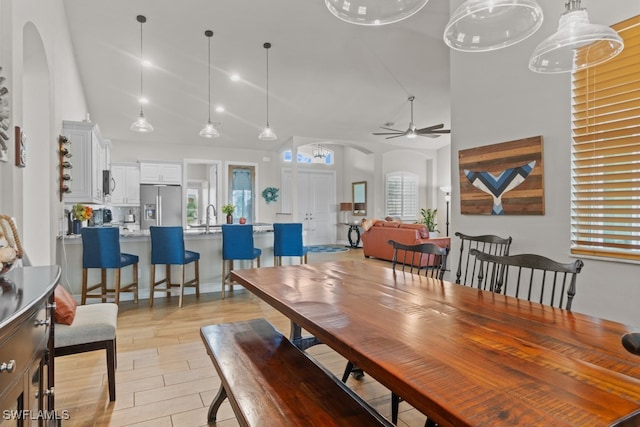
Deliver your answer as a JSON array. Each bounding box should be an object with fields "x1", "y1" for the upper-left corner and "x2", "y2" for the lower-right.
[
  {"x1": 139, "y1": 162, "x2": 182, "y2": 184},
  {"x1": 110, "y1": 163, "x2": 140, "y2": 206},
  {"x1": 62, "y1": 120, "x2": 109, "y2": 204}
]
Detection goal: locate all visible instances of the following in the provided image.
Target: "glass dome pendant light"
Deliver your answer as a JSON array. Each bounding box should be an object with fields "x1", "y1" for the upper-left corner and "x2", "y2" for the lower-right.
[
  {"x1": 199, "y1": 30, "x2": 220, "y2": 138},
  {"x1": 529, "y1": 0, "x2": 624, "y2": 74},
  {"x1": 131, "y1": 15, "x2": 153, "y2": 133},
  {"x1": 324, "y1": 0, "x2": 429, "y2": 26},
  {"x1": 258, "y1": 42, "x2": 277, "y2": 141},
  {"x1": 443, "y1": 0, "x2": 544, "y2": 52}
]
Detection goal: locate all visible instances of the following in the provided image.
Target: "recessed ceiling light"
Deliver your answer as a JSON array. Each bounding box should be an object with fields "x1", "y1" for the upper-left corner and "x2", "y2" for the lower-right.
[
  {"x1": 215, "y1": 106, "x2": 225, "y2": 113},
  {"x1": 141, "y1": 59, "x2": 152, "y2": 67},
  {"x1": 139, "y1": 97, "x2": 149, "y2": 104},
  {"x1": 230, "y1": 74, "x2": 241, "y2": 82}
]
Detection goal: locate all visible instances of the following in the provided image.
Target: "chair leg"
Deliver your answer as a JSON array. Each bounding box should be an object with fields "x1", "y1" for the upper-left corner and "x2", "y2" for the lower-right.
[
  {"x1": 304, "y1": 253, "x2": 308, "y2": 264},
  {"x1": 229, "y1": 260, "x2": 234, "y2": 292},
  {"x1": 194, "y1": 260, "x2": 200, "y2": 298},
  {"x1": 221, "y1": 260, "x2": 226, "y2": 299},
  {"x1": 132, "y1": 263, "x2": 139, "y2": 304},
  {"x1": 81, "y1": 268, "x2": 88, "y2": 305},
  {"x1": 101, "y1": 268, "x2": 108, "y2": 303},
  {"x1": 257, "y1": 256, "x2": 261, "y2": 268},
  {"x1": 106, "y1": 339, "x2": 116, "y2": 402},
  {"x1": 114, "y1": 269, "x2": 121, "y2": 306},
  {"x1": 179, "y1": 265, "x2": 185, "y2": 308},
  {"x1": 149, "y1": 264, "x2": 155, "y2": 307},
  {"x1": 166, "y1": 265, "x2": 172, "y2": 299}
]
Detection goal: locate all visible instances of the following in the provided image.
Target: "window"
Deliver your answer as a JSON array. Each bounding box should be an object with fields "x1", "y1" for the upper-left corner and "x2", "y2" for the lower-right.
[
  {"x1": 283, "y1": 146, "x2": 334, "y2": 165},
  {"x1": 228, "y1": 164, "x2": 255, "y2": 223},
  {"x1": 571, "y1": 15, "x2": 640, "y2": 261},
  {"x1": 386, "y1": 171, "x2": 418, "y2": 221},
  {"x1": 185, "y1": 162, "x2": 218, "y2": 226}
]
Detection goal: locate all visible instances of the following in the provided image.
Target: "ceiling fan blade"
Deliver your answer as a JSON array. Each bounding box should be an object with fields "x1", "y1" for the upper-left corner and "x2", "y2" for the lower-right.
[
  {"x1": 379, "y1": 126, "x2": 405, "y2": 132},
  {"x1": 426, "y1": 129, "x2": 451, "y2": 134},
  {"x1": 385, "y1": 134, "x2": 407, "y2": 140},
  {"x1": 418, "y1": 134, "x2": 441, "y2": 138},
  {"x1": 373, "y1": 132, "x2": 403, "y2": 136},
  {"x1": 416, "y1": 123, "x2": 444, "y2": 133}
]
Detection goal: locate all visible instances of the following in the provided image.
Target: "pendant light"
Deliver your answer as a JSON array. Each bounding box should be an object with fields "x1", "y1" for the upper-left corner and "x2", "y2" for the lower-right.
[
  {"x1": 444, "y1": 0, "x2": 544, "y2": 52},
  {"x1": 325, "y1": 0, "x2": 429, "y2": 26},
  {"x1": 131, "y1": 15, "x2": 153, "y2": 133},
  {"x1": 529, "y1": 0, "x2": 624, "y2": 73},
  {"x1": 199, "y1": 30, "x2": 220, "y2": 138},
  {"x1": 258, "y1": 42, "x2": 277, "y2": 141}
]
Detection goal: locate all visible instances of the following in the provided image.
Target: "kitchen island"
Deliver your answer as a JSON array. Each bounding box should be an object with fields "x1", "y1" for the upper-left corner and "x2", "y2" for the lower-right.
[{"x1": 56, "y1": 224, "x2": 275, "y2": 302}]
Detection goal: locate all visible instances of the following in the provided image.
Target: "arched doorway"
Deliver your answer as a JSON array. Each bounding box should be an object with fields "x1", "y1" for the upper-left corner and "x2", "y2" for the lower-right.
[{"x1": 22, "y1": 22, "x2": 52, "y2": 264}]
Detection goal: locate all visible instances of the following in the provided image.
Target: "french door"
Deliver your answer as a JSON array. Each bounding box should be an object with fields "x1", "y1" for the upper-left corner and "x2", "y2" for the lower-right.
[{"x1": 282, "y1": 169, "x2": 335, "y2": 245}]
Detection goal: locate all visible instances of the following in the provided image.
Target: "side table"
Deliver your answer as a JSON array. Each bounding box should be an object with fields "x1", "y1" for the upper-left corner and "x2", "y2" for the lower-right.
[{"x1": 343, "y1": 223, "x2": 362, "y2": 248}]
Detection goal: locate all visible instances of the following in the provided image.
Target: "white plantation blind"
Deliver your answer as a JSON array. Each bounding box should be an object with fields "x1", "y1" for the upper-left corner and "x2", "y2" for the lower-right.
[
  {"x1": 571, "y1": 15, "x2": 640, "y2": 261},
  {"x1": 386, "y1": 171, "x2": 418, "y2": 221}
]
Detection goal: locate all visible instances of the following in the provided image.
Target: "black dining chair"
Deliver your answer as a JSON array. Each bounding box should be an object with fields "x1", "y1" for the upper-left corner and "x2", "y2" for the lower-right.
[
  {"x1": 469, "y1": 249, "x2": 584, "y2": 310},
  {"x1": 343, "y1": 239, "x2": 448, "y2": 426},
  {"x1": 388, "y1": 240, "x2": 449, "y2": 279},
  {"x1": 454, "y1": 232, "x2": 512, "y2": 286}
]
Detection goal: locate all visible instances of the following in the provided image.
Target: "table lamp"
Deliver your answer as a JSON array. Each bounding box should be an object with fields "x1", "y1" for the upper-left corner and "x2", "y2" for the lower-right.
[{"x1": 339, "y1": 202, "x2": 352, "y2": 224}]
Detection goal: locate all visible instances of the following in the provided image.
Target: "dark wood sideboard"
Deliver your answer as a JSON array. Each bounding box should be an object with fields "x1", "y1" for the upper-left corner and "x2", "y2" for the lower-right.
[{"x1": 0, "y1": 266, "x2": 61, "y2": 426}]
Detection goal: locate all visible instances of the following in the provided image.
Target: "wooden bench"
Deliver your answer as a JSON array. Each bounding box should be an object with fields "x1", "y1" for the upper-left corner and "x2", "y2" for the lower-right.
[{"x1": 200, "y1": 318, "x2": 394, "y2": 426}]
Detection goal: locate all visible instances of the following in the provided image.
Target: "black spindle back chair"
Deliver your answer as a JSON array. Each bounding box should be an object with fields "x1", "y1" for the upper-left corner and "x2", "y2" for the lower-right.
[
  {"x1": 470, "y1": 249, "x2": 584, "y2": 310},
  {"x1": 455, "y1": 232, "x2": 512, "y2": 286}
]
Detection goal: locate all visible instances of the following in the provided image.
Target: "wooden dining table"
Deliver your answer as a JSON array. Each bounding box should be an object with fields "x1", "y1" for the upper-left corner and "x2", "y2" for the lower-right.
[{"x1": 230, "y1": 260, "x2": 640, "y2": 427}]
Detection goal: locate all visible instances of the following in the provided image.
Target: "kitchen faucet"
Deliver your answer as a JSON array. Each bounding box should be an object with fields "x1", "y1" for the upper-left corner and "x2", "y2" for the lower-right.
[{"x1": 205, "y1": 204, "x2": 217, "y2": 233}]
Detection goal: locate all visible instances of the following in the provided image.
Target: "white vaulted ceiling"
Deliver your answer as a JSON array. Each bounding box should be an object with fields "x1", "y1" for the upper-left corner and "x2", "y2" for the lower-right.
[{"x1": 62, "y1": 0, "x2": 451, "y2": 152}]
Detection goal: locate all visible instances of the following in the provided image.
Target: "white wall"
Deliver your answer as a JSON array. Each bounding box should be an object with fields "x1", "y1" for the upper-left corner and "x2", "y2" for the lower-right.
[
  {"x1": 0, "y1": 0, "x2": 88, "y2": 265},
  {"x1": 449, "y1": 1, "x2": 640, "y2": 325}
]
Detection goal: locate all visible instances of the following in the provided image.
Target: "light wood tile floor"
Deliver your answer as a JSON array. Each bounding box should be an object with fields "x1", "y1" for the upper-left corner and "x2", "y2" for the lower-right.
[{"x1": 55, "y1": 248, "x2": 427, "y2": 426}]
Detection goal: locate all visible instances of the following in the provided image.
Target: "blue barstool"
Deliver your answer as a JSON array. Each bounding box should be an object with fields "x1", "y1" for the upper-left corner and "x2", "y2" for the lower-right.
[
  {"x1": 149, "y1": 226, "x2": 200, "y2": 308},
  {"x1": 221, "y1": 224, "x2": 261, "y2": 299},
  {"x1": 81, "y1": 227, "x2": 139, "y2": 306},
  {"x1": 273, "y1": 223, "x2": 309, "y2": 266}
]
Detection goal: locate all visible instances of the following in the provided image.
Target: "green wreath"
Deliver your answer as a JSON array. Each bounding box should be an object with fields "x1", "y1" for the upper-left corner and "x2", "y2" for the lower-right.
[{"x1": 262, "y1": 187, "x2": 279, "y2": 204}]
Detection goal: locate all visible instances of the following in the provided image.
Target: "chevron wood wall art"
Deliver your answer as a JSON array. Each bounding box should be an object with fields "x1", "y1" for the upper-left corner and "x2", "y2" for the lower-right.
[{"x1": 458, "y1": 136, "x2": 544, "y2": 215}]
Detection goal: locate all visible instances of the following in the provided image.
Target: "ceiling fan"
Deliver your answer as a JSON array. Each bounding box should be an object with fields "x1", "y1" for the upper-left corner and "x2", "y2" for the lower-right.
[{"x1": 373, "y1": 96, "x2": 451, "y2": 139}]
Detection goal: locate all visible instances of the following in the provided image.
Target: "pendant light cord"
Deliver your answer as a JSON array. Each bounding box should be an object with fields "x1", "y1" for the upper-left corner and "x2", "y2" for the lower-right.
[
  {"x1": 265, "y1": 44, "x2": 270, "y2": 127},
  {"x1": 138, "y1": 15, "x2": 145, "y2": 115},
  {"x1": 207, "y1": 34, "x2": 212, "y2": 122}
]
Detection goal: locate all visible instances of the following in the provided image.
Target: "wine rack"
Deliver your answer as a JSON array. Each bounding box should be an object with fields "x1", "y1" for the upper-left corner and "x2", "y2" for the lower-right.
[{"x1": 58, "y1": 134, "x2": 72, "y2": 201}]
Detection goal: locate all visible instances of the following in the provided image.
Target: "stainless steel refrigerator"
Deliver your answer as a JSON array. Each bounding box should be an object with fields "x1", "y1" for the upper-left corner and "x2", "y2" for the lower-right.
[{"x1": 140, "y1": 184, "x2": 182, "y2": 230}]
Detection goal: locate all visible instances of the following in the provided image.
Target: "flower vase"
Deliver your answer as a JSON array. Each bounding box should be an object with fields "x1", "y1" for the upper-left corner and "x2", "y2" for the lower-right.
[
  {"x1": 226, "y1": 214, "x2": 233, "y2": 224},
  {"x1": 72, "y1": 220, "x2": 83, "y2": 235}
]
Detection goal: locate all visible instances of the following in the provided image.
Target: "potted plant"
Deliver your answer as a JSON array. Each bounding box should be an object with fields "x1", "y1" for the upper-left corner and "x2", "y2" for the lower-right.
[
  {"x1": 418, "y1": 208, "x2": 439, "y2": 237},
  {"x1": 221, "y1": 204, "x2": 235, "y2": 224}
]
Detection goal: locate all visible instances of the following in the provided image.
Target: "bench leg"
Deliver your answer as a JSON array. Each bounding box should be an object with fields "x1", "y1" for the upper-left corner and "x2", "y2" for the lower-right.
[
  {"x1": 106, "y1": 339, "x2": 116, "y2": 402},
  {"x1": 207, "y1": 383, "x2": 228, "y2": 422}
]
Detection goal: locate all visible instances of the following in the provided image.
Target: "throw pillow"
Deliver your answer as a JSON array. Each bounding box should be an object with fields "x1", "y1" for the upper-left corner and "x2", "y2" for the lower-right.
[
  {"x1": 54, "y1": 285, "x2": 78, "y2": 325},
  {"x1": 361, "y1": 218, "x2": 378, "y2": 232}
]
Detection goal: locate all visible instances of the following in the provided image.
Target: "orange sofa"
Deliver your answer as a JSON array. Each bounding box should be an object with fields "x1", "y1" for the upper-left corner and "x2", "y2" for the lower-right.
[{"x1": 361, "y1": 220, "x2": 450, "y2": 265}]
